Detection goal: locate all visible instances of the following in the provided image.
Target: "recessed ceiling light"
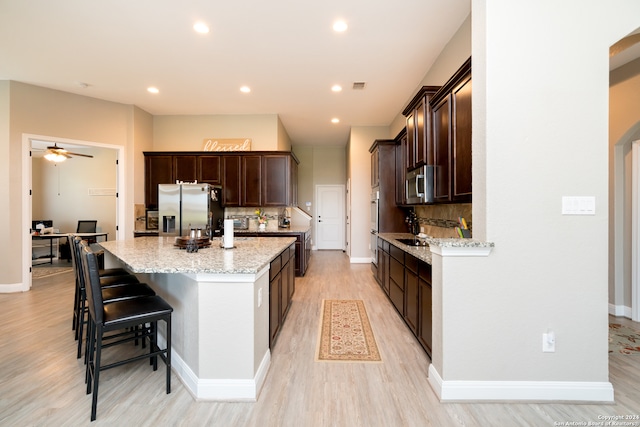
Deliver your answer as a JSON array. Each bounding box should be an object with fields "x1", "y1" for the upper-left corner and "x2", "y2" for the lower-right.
[
  {"x1": 331, "y1": 118, "x2": 340, "y2": 124},
  {"x1": 240, "y1": 86, "x2": 251, "y2": 93},
  {"x1": 333, "y1": 20, "x2": 348, "y2": 32},
  {"x1": 331, "y1": 85, "x2": 342, "y2": 92},
  {"x1": 193, "y1": 22, "x2": 210, "y2": 34},
  {"x1": 147, "y1": 87, "x2": 159, "y2": 94}
]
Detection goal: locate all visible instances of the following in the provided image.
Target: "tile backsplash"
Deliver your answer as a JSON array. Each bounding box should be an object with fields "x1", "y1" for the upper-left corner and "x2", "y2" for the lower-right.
[{"x1": 414, "y1": 203, "x2": 472, "y2": 238}]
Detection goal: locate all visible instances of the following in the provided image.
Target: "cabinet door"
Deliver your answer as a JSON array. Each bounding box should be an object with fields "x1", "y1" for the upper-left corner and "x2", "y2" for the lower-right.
[
  {"x1": 145, "y1": 155, "x2": 173, "y2": 209},
  {"x1": 396, "y1": 136, "x2": 406, "y2": 205},
  {"x1": 222, "y1": 155, "x2": 241, "y2": 206},
  {"x1": 405, "y1": 268, "x2": 419, "y2": 334},
  {"x1": 371, "y1": 147, "x2": 379, "y2": 188},
  {"x1": 269, "y1": 271, "x2": 282, "y2": 347},
  {"x1": 198, "y1": 155, "x2": 221, "y2": 185},
  {"x1": 389, "y1": 257, "x2": 404, "y2": 314},
  {"x1": 414, "y1": 97, "x2": 426, "y2": 167},
  {"x1": 281, "y1": 258, "x2": 290, "y2": 319},
  {"x1": 242, "y1": 155, "x2": 262, "y2": 206},
  {"x1": 263, "y1": 155, "x2": 289, "y2": 206},
  {"x1": 419, "y1": 277, "x2": 433, "y2": 356},
  {"x1": 288, "y1": 244, "x2": 296, "y2": 300},
  {"x1": 432, "y1": 96, "x2": 452, "y2": 203},
  {"x1": 173, "y1": 155, "x2": 197, "y2": 182},
  {"x1": 452, "y1": 75, "x2": 472, "y2": 202},
  {"x1": 405, "y1": 111, "x2": 416, "y2": 170},
  {"x1": 290, "y1": 156, "x2": 298, "y2": 207}
]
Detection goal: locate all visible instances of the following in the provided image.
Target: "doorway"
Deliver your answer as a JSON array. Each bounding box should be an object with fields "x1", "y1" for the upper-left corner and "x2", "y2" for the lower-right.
[
  {"x1": 21, "y1": 134, "x2": 125, "y2": 292},
  {"x1": 315, "y1": 185, "x2": 345, "y2": 250}
]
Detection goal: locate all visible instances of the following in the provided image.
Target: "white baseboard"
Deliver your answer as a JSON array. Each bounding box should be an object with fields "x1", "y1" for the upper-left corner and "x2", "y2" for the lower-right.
[
  {"x1": 609, "y1": 302, "x2": 632, "y2": 318},
  {"x1": 428, "y1": 365, "x2": 614, "y2": 403},
  {"x1": 160, "y1": 335, "x2": 271, "y2": 401},
  {"x1": 0, "y1": 281, "x2": 29, "y2": 293},
  {"x1": 349, "y1": 257, "x2": 372, "y2": 264}
]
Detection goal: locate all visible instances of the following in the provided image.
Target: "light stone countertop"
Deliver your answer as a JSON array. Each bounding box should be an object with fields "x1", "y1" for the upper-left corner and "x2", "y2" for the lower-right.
[
  {"x1": 99, "y1": 236, "x2": 296, "y2": 274},
  {"x1": 378, "y1": 233, "x2": 495, "y2": 265},
  {"x1": 234, "y1": 226, "x2": 310, "y2": 234}
]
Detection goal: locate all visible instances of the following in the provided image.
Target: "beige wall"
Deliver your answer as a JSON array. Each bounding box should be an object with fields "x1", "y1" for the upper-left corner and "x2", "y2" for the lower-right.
[
  {"x1": 152, "y1": 114, "x2": 283, "y2": 151},
  {"x1": 0, "y1": 82, "x2": 10, "y2": 279},
  {"x1": 1, "y1": 82, "x2": 148, "y2": 289},
  {"x1": 32, "y1": 147, "x2": 117, "y2": 236}
]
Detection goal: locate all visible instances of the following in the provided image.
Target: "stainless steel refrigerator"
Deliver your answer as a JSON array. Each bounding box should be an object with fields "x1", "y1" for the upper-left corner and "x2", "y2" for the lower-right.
[{"x1": 158, "y1": 183, "x2": 222, "y2": 237}]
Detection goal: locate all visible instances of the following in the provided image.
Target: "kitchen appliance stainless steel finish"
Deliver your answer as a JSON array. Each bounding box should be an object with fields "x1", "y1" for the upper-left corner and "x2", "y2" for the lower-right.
[
  {"x1": 159, "y1": 183, "x2": 223, "y2": 237},
  {"x1": 405, "y1": 165, "x2": 434, "y2": 204},
  {"x1": 229, "y1": 216, "x2": 249, "y2": 230},
  {"x1": 370, "y1": 188, "x2": 379, "y2": 264}
]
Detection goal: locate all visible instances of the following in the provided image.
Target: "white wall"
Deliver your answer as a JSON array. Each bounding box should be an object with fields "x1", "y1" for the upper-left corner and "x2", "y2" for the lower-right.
[
  {"x1": 430, "y1": 0, "x2": 640, "y2": 399},
  {"x1": 347, "y1": 126, "x2": 389, "y2": 262}
]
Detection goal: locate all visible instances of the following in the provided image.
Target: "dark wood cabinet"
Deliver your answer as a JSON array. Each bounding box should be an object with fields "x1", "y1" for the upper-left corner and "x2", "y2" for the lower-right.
[
  {"x1": 375, "y1": 238, "x2": 432, "y2": 358},
  {"x1": 242, "y1": 155, "x2": 262, "y2": 206},
  {"x1": 145, "y1": 151, "x2": 298, "y2": 209},
  {"x1": 240, "y1": 231, "x2": 310, "y2": 277},
  {"x1": 369, "y1": 140, "x2": 407, "y2": 233},
  {"x1": 222, "y1": 155, "x2": 242, "y2": 206},
  {"x1": 404, "y1": 254, "x2": 419, "y2": 335},
  {"x1": 197, "y1": 155, "x2": 221, "y2": 185},
  {"x1": 144, "y1": 155, "x2": 173, "y2": 209},
  {"x1": 173, "y1": 155, "x2": 197, "y2": 182},
  {"x1": 402, "y1": 86, "x2": 440, "y2": 172},
  {"x1": 269, "y1": 243, "x2": 295, "y2": 348},
  {"x1": 263, "y1": 154, "x2": 292, "y2": 206},
  {"x1": 431, "y1": 57, "x2": 472, "y2": 203},
  {"x1": 371, "y1": 144, "x2": 380, "y2": 187},
  {"x1": 418, "y1": 260, "x2": 432, "y2": 356},
  {"x1": 395, "y1": 131, "x2": 407, "y2": 205}
]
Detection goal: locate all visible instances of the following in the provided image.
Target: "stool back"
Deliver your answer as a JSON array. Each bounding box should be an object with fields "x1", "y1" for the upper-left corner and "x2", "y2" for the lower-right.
[{"x1": 80, "y1": 243, "x2": 104, "y2": 324}]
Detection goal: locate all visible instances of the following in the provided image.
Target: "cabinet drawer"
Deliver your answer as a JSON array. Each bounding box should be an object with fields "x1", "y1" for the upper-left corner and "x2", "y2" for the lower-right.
[
  {"x1": 270, "y1": 255, "x2": 282, "y2": 281},
  {"x1": 389, "y1": 245, "x2": 404, "y2": 262},
  {"x1": 405, "y1": 254, "x2": 418, "y2": 274},
  {"x1": 389, "y1": 280, "x2": 404, "y2": 314},
  {"x1": 390, "y1": 257, "x2": 404, "y2": 290}
]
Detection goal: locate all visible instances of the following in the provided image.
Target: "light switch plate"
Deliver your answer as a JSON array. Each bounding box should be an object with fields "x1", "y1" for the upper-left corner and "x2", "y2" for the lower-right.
[{"x1": 562, "y1": 196, "x2": 595, "y2": 215}]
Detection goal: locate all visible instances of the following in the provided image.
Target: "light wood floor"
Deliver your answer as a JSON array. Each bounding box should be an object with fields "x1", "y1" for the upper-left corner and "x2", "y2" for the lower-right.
[{"x1": 2, "y1": 251, "x2": 640, "y2": 426}]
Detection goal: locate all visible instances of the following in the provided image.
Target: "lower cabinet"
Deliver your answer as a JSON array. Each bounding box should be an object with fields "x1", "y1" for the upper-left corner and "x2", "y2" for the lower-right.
[
  {"x1": 376, "y1": 237, "x2": 432, "y2": 358},
  {"x1": 269, "y1": 243, "x2": 296, "y2": 348},
  {"x1": 241, "y1": 231, "x2": 309, "y2": 276}
]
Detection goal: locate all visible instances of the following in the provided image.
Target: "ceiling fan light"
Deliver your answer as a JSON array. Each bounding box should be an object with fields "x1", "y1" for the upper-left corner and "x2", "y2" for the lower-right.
[{"x1": 44, "y1": 152, "x2": 67, "y2": 162}]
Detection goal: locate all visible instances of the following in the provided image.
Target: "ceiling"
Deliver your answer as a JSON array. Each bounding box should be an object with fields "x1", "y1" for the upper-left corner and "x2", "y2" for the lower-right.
[{"x1": 0, "y1": 0, "x2": 471, "y2": 146}]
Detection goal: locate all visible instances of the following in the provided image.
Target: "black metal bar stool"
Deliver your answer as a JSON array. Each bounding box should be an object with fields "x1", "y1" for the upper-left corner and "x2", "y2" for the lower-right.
[{"x1": 81, "y1": 243, "x2": 172, "y2": 422}]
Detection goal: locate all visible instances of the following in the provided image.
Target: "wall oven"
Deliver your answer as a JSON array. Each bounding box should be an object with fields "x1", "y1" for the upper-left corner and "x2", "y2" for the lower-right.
[{"x1": 405, "y1": 165, "x2": 434, "y2": 204}]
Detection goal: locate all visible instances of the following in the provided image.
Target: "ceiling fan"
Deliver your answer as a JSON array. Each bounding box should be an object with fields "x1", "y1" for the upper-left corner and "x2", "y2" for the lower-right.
[{"x1": 41, "y1": 143, "x2": 93, "y2": 162}]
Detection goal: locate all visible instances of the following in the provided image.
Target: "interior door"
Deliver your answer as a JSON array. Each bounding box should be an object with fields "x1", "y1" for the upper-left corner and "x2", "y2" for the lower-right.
[{"x1": 315, "y1": 185, "x2": 345, "y2": 250}]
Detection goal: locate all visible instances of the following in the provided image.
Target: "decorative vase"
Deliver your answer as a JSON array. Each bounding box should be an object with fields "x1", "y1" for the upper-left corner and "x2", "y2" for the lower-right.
[{"x1": 259, "y1": 223, "x2": 266, "y2": 231}]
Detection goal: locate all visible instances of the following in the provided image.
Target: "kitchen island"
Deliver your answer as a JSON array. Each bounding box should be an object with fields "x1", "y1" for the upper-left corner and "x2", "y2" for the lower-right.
[{"x1": 99, "y1": 235, "x2": 296, "y2": 401}]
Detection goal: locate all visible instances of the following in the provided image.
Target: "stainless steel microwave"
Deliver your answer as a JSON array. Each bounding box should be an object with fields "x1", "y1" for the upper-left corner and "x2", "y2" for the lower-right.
[{"x1": 405, "y1": 165, "x2": 434, "y2": 204}]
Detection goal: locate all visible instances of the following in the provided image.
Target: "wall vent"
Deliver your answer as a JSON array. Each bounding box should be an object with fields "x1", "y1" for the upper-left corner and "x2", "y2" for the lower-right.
[{"x1": 352, "y1": 82, "x2": 366, "y2": 90}]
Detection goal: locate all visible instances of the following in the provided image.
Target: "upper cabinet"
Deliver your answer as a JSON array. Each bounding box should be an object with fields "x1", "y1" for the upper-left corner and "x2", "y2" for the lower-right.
[
  {"x1": 399, "y1": 57, "x2": 472, "y2": 205},
  {"x1": 402, "y1": 86, "x2": 440, "y2": 172},
  {"x1": 430, "y1": 57, "x2": 472, "y2": 203},
  {"x1": 144, "y1": 151, "x2": 299, "y2": 208}
]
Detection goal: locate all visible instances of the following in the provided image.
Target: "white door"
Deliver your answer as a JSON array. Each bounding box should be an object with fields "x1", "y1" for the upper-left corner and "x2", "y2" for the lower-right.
[{"x1": 316, "y1": 185, "x2": 345, "y2": 250}]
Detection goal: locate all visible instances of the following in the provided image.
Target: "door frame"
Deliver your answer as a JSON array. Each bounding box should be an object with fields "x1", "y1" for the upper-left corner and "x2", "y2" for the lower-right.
[
  {"x1": 314, "y1": 184, "x2": 345, "y2": 251},
  {"x1": 631, "y1": 141, "x2": 640, "y2": 321},
  {"x1": 21, "y1": 133, "x2": 125, "y2": 292}
]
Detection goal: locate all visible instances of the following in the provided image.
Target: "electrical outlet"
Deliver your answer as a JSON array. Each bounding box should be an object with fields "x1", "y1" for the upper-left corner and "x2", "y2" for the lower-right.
[
  {"x1": 542, "y1": 331, "x2": 555, "y2": 352},
  {"x1": 258, "y1": 288, "x2": 263, "y2": 307}
]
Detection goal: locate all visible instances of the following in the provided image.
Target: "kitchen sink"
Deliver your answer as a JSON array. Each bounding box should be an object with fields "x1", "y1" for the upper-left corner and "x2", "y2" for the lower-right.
[{"x1": 395, "y1": 238, "x2": 427, "y2": 246}]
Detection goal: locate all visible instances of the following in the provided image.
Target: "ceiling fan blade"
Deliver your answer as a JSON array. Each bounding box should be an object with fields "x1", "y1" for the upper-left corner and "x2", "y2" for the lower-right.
[{"x1": 66, "y1": 152, "x2": 93, "y2": 158}]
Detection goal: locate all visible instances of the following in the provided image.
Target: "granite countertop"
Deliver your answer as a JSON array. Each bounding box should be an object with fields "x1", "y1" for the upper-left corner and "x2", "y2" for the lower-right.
[
  {"x1": 378, "y1": 232, "x2": 495, "y2": 265},
  {"x1": 99, "y1": 236, "x2": 296, "y2": 275},
  {"x1": 234, "y1": 226, "x2": 310, "y2": 234}
]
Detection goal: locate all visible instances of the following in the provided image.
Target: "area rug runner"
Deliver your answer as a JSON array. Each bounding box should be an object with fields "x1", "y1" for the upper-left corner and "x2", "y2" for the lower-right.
[
  {"x1": 32, "y1": 266, "x2": 73, "y2": 279},
  {"x1": 609, "y1": 323, "x2": 640, "y2": 354},
  {"x1": 316, "y1": 299, "x2": 382, "y2": 362}
]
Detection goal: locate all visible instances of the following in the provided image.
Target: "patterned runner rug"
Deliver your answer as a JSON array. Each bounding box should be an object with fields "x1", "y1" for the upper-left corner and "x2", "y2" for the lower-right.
[
  {"x1": 32, "y1": 266, "x2": 73, "y2": 279},
  {"x1": 609, "y1": 323, "x2": 640, "y2": 355},
  {"x1": 316, "y1": 299, "x2": 382, "y2": 362}
]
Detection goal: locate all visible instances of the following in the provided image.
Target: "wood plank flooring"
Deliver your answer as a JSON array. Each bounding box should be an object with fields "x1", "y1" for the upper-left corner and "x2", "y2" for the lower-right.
[{"x1": 2, "y1": 251, "x2": 640, "y2": 426}]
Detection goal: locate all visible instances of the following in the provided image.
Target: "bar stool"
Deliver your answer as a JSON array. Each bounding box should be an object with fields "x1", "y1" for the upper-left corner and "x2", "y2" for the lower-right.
[
  {"x1": 81, "y1": 243, "x2": 172, "y2": 422},
  {"x1": 73, "y1": 238, "x2": 156, "y2": 359}
]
